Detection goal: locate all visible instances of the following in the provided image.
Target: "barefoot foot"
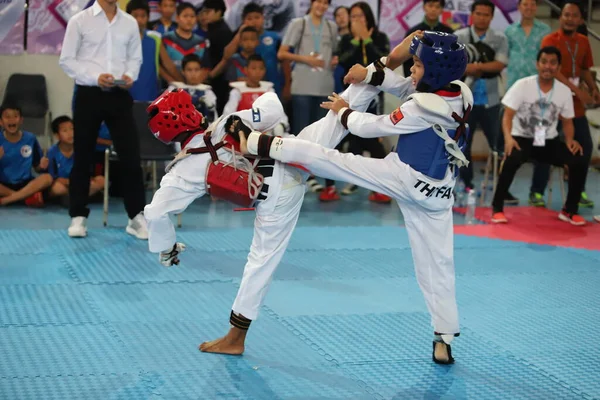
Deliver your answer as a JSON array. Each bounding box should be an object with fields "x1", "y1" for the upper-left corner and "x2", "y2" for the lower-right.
[{"x1": 199, "y1": 327, "x2": 247, "y2": 355}]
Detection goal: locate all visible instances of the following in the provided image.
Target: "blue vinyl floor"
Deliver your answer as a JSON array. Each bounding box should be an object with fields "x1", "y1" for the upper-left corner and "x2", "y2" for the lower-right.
[{"x1": 0, "y1": 164, "x2": 599, "y2": 400}]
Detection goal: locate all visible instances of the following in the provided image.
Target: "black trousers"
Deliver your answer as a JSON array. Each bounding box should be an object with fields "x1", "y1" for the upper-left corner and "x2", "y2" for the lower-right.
[
  {"x1": 530, "y1": 116, "x2": 593, "y2": 194},
  {"x1": 70, "y1": 86, "x2": 146, "y2": 219},
  {"x1": 492, "y1": 137, "x2": 586, "y2": 214}
]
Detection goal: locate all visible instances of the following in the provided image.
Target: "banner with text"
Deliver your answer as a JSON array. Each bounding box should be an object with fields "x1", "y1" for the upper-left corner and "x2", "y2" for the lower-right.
[
  {"x1": 27, "y1": 0, "x2": 128, "y2": 54},
  {"x1": 380, "y1": 0, "x2": 519, "y2": 48},
  {"x1": 0, "y1": 0, "x2": 26, "y2": 54}
]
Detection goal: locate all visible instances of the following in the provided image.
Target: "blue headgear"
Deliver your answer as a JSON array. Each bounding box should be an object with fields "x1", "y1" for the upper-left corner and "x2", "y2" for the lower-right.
[{"x1": 409, "y1": 31, "x2": 467, "y2": 91}]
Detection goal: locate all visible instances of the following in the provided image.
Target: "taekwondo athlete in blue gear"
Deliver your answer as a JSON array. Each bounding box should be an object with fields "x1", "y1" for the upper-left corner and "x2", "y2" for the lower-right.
[{"x1": 242, "y1": 31, "x2": 472, "y2": 365}]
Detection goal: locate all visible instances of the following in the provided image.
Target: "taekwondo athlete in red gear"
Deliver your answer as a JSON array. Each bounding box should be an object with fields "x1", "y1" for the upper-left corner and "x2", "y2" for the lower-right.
[
  {"x1": 143, "y1": 34, "x2": 423, "y2": 356},
  {"x1": 241, "y1": 31, "x2": 472, "y2": 364}
]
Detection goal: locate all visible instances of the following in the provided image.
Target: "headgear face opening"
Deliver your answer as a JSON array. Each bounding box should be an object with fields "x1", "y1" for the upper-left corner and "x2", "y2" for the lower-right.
[
  {"x1": 409, "y1": 31, "x2": 467, "y2": 92},
  {"x1": 147, "y1": 89, "x2": 205, "y2": 144}
]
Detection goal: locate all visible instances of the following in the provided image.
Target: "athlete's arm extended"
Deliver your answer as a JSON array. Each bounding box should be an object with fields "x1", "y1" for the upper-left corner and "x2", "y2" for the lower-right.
[{"x1": 320, "y1": 93, "x2": 429, "y2": 139}]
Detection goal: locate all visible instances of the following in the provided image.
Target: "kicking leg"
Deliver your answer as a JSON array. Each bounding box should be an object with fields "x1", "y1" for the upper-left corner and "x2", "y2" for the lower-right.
[
  {"x1": 200, "y1": 180, "x2": 305, "y2": 355},
  {"x1": 249, "y1": 135, "x2": 408, "y2": 201},
  {"x1": 144, "y1": 175, "x2": 203, "y2": 253},
  {"x1": 399, "y1": 200, "x2": 459, "y2": 364}
]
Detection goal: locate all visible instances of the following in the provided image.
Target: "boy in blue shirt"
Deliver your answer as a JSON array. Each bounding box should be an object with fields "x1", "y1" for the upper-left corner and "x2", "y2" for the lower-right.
[
  {"x1": 149, "y1": 0, "x2": 177, "y2": 34},
  {"x1": 46, "y1": 116, "x2": 105, "y2": 202},
  {"x1": 163, "y1": 2, "x2": 206, "y2": 72},
  {"x1": 225, "y1": 26, "x2": 260, "y2": 81},
  {"x1": 0, "y1": 104, "x2": 52, "y2": 207},
  {"x1": 128, "y1": 0, "x2": 182, "y2": 98}
]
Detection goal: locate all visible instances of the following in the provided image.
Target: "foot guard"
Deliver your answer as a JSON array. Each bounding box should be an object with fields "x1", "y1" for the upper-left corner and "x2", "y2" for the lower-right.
[{"x1": 432, "y1": 341, "x2": 455, "y2": 365}]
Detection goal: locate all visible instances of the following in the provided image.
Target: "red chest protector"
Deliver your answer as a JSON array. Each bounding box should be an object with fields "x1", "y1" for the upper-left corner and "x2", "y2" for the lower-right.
[
  {"x1": 186, "y1": 133, "x2": 264, "y2": 208},
  {"x1": 238, "y1": 91, "x2": 267, "y2": 111}
]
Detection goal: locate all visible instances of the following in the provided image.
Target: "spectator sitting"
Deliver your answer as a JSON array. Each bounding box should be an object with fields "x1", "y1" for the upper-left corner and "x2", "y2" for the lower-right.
[
  {"x1": 163, "y1": 2, "x2": 207, "y2": 72},
  {"x1": 491, "y1": 47, "x2": 587, "y2": 226},
  {"x1": 168, "y1": 54, "x2": 218, "y2": 124},
  {"x1": 149, "y1": 0, "x2": 177, "y2": 34},
  {"x1": 225, "y1": 26, "x2": 260, "y2": 82},
  {"x1": 46, "y1": 116, "x2": 105, "y2": 205},
  {"x1": 0, "y1": 104, "x2": 52, "y2": 207}
]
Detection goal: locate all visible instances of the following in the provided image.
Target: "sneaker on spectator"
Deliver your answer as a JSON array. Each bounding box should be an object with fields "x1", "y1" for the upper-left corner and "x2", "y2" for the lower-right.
[
  {"x1": 528, "y1": 192, "x2": 546, "y2": 207},
  {"x1": 579, "y1": 192, "x2": 594, "y2": 208},
  {"x1": 368, "y1": 192, "x2": 392, "y2": 203},
  {"x1": 24, "y1": 191, "x2": 45, "y2": 208},
  {"x1": 491, "y1": 211, "x2": 507, "y2": 223},
  {"x1": 319, "y1": 186, "x2": 340, "y2": 202},
  {"x1": 306, "y1": 177, "x2": 324, "y2": 193},
  {"x1": 68, "y1": 216, "x2": 87, "y2": 238},
  {"x1": 341, "y1": 184, "x2": 358, "y2": 195},
  {"x1": 126, "y1": 213, "x2": 149, "y2": 239},
  {"x1": 558, "y1": 211, "x2": 586, "y2": 226},
  {"x1": 504, "y1": 192, "x2": 519, "y2": 205},
  {"x1": 594, "y1": 215, "x2": 600, "y2": 223}
]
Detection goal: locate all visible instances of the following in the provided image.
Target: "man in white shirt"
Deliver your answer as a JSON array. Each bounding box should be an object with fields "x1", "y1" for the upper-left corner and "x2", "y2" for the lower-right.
[
  {"x1": 491, "y1": 46, "x2": 587, "y2": 226},
  {"x1": 59, "y1": 0, "x2": 148, "y2": 239}
]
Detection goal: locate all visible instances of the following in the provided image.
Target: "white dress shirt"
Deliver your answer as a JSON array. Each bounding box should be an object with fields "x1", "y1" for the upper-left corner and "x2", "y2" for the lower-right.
[{"x1": 59, "y1": 2, "x2": 142, "y2": 87}]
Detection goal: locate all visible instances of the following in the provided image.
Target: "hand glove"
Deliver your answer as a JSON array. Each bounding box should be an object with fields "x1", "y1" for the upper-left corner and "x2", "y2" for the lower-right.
[{"x1": 159, "y1": 242, "x2": 186, "y2": 267}]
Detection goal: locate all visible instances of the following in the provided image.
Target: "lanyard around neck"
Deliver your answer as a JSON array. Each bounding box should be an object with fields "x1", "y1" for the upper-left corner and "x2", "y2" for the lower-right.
[
  {"x1": 309, "y1": 17, "x2": 323, "y2": 54},
  {"x1": 537, "y1": 78, "x2": 555, "y2": 120},
  {"x1": 565, "y1": 39, "x2": 579, "y2": 78}
]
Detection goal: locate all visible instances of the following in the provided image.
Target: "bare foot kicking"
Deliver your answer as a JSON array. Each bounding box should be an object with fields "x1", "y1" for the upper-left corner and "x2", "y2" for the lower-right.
[{"x1": 199, "y1": 327, "x2": 247, "y2": 355}]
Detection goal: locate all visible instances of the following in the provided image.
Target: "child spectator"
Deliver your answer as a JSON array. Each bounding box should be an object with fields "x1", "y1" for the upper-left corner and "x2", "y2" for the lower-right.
[
  {"x1": 127, "y1": 0, "x2": 182, "y2": 100},
  {"x1": 225, "y1": 26, "x2": 260, "y2": 81},
  {"x1": 149, "y1": 0, "x2": 177, "y2": 34},
  {"x1": 163, "y1": 2, "x2": 207, "y2": 72},
  {"x1": 46, "y1": 116, "x2": 105, "y2": 203},
  {"x1": 223, "y1": 54, "x2": 275, "y2": 114},
  {"x1": 241, "y1": 3, "x2": 286, "y2": 96},
  {"x1": 195, "y1": 5, "x2": 208, "y2": 38},
  {"x1": 168, "y1": 54, "x2": 218, "y2": 124},
  {"x1": 0, "y1": 104, "x2": 52, "y2": 207},
  {"x1": 200, "y1": 0, "x2": 234, "y2": 114}
]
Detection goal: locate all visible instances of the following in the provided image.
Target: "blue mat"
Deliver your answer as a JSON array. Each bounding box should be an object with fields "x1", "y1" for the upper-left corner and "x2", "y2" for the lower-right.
[{"x1": 0, "y1": 225, "x2": 599, "y2": 399}]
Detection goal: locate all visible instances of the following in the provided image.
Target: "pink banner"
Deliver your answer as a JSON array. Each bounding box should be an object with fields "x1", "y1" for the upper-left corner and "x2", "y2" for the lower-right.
[
  {"x1": 380, "y1": 0, "x2": 519, "y2": 48},
  {"x1": 0, "y1": 0, "x2": 25, "y2": 54},
  {"x1": 27, "y1": 0, "x2": 94, "y2": 55}
]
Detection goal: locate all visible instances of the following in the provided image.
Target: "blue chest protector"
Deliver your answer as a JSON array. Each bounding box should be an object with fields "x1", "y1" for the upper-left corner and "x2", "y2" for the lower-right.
[
  {"x1": 396, "y1": 125, "x2": 470, "y2": 180},
  {"x1": 395, "y1": 83, "x2": 473, "y2": 180}
]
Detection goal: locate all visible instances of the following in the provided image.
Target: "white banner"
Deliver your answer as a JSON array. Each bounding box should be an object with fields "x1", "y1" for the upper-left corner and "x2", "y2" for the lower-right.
[{"x1": 0, "y1": 0, "x2": 25, "y2": 54}]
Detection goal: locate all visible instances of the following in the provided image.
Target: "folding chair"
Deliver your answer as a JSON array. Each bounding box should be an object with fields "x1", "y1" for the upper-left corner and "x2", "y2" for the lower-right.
[
  {"x1": 103, "y1": 101, "x2": 182, "y2": 227},
  {"x1": 2, "y1": 74, "x2": 52, "y2": 149}
]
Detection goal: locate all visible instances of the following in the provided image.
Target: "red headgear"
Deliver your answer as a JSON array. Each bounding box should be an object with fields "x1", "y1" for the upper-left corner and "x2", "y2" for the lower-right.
[{"x1": 147, "y1": 89, "x2": 204, "y2": 144}]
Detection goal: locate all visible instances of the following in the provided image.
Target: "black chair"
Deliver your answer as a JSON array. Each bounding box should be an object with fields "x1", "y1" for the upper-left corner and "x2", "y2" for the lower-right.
[
  {"x1": 2, "y1": 74, "x2": 52, "y2": 149},
  {"x1": 103, "y1": 101, "x2": 182, "y2": 227}
]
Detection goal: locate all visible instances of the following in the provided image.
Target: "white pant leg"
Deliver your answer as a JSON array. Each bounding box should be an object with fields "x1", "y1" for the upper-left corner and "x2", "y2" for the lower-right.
[
  {"x1": 273, "y1": 139, "x2": 412, "y2": 201},
  {"x1": 232, "y1": 180, "x2": 305, "y2": 320},
  {"x1": 144, "y1": 175, "x2": 203, "y2": 253},
  {"x1": 399, "y1": 201, "x2": 459, "y2": 334},
  {"x1": 296, "y1": 83, "x2": 380, "y2": 148}
]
